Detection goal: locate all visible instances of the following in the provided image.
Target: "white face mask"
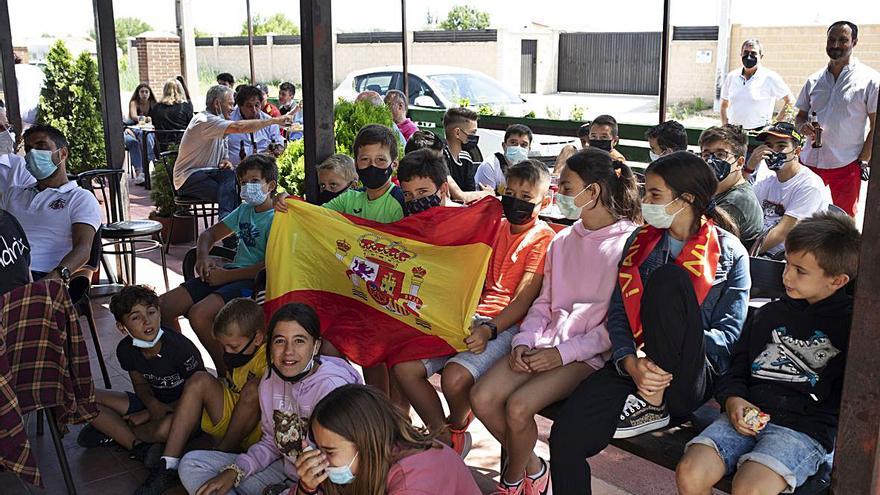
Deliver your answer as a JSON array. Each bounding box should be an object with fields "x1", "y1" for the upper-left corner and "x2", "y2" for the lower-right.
[
  {"x1": 555, "y1": 184, "x2": 597, "y2": 220},
  {"x1": 129, "y1": 328, "x2": 164, "y2": 349},
  {"x1": 0, "y1": 130, "x2": 14, "y2": 155},
  {"x1": 648, "y1": 150, "x2": 661, "y2": 162},
  {"x1": 641, "y1": 198, "x2": 684, "y2": 229}
]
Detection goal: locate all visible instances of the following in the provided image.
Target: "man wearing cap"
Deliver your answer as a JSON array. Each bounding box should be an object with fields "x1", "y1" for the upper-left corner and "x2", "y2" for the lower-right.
[
  {"x1": 748, "y1": 122, "x2": 831, "y2": 257},
  {"x1": 721, "y1": 39, "x2": 794, "y2": 131},
  {"x1": 795, "y1": 21, "x2": 879, "y2": 216}
]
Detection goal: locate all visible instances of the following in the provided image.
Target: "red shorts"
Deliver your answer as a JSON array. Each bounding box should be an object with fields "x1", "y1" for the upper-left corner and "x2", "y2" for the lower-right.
[{"x1": 805, "y1": 160, "x2": 861, "y2": 216}]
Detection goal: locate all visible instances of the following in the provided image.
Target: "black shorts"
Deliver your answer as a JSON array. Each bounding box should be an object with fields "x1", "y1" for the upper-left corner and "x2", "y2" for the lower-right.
[{"x1": 180, "y1": 277, "x2": 255, "y2": 304}]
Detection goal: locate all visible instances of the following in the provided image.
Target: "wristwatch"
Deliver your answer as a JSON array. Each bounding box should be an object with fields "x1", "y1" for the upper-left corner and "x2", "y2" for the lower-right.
[
  {"x1": 483, "y1": 321, "x2": 498, "y2": 341},
  {"x1": 55, "y1": 265, "x2": 71, "y2": 285}
]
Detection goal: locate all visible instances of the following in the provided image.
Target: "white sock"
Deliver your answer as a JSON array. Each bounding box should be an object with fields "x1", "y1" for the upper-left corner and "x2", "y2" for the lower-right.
[
  {"x1": 161, "y1": 456, "x2": 179, "y2": 470},
  {"x1": 527, "y1": 459, "x2": 547, "y2": 480},
  {"x1": 502, "y1": 477, "x2": 523, "y2": 488}
]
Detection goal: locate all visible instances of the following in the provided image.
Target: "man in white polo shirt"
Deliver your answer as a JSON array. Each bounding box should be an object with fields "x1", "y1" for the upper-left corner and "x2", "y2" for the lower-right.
[
  {"x1": 0, "y1": 108, "x2": 35, "y2": 197},
  {"x1": 721, "y1": 39, "x2": 794, "y2": 131},
  {"x1": 0, "y1": 124, "x2": 100, "y2": 281},
  {"x1": 796, "y1": 20, "x2": 879, "y2": 216}
]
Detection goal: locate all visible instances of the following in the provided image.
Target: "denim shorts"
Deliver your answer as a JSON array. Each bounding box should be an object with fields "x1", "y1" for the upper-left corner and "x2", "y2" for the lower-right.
[
  {"x1": 422, "y1": 319, "x2": 516, "y2": 381},
  {"x1": 686, "y1": 415, "x2": 827, "y2": 493}
]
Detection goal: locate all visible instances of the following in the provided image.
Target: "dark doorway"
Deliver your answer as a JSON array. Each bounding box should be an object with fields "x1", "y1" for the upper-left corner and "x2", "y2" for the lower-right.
[{"x1": 521, "y1": 39, "x2": 537, "y2": 93}]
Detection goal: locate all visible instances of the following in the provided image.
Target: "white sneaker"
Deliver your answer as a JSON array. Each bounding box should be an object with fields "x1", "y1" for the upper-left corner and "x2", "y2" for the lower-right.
[{"x1": 134, "y1": 172, "x2": 145, "y2": 185}]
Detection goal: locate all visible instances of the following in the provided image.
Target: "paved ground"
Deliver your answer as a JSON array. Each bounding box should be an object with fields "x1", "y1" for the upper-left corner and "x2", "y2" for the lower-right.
[{"x1": 0, "y1": 175, "x2": 716, "y2": 494}]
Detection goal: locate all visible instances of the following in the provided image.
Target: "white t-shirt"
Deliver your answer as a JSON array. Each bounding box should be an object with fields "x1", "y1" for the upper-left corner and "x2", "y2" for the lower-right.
[
  {"x1": 0, "y1": 154, "x2": 35, "y2": 198},
  {"x1": 721, "y1": 66, "x2": 792, "y2": 130},
  {"x1": 796, "y1": 58, "x2": 880, "y2": 169},
  {"x1": 0, "y1": 181, "x2": 101, "y2": 273},
  {"x1": 474, "y1": 154, "x2": 507, "y2": 194},
  {"x1": 15, "y1": 64, "x2": 45, "y2": 125},
  {"x1": 173, "y1": 112, "x2": 232, "y2": 189},
  {"x1": 753, "y1": 166, "x2": 830, "y2": 254}
]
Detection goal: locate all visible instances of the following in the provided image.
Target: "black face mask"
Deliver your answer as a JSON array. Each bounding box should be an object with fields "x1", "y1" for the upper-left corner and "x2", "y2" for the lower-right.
[
  {"x1": 501, "y1": 195, "x2": 538, "y2": 225},
  {"x1": 742, "y1": 54, "x2": 758, "y2": 69},
  {"x1": 461, "y1": 132, "x2": 480, "y2": 152},
  {"x1": 317, "y1": 187, "x2": 348, "y2": 205},
  {"x1": 707, "y1": 155, "x2": 733, "y2": 182},
  {"x1": 357, "y1": 165, "x2": 393, "y2": 190},
  {"x1": 766, "y1": 151, "x2": 790, "y2": 171},
  {"x1": 589, "y1": 139, "x2": 613, "y2": 152},
  {"x1": 223, "y1": 333, "x2": 257, "y2": 371},
  {"x1": 404, "y1": 193, "x2": 442, "y2": 216}
]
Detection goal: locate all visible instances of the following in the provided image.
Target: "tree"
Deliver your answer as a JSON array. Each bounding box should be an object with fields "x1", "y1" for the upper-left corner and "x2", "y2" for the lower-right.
[
  {"x1": 241, "y1": 13, "x2": 300, "y2": 36},
  {"x1": 91, "y1": 17, "x2": 152, "y2": 54},
  {"x1": 194, "y1": 27, "x2": 210, "y2": 38},
  {"x1": 439, "y1": 5, "x2": 490, "y2": 30}
]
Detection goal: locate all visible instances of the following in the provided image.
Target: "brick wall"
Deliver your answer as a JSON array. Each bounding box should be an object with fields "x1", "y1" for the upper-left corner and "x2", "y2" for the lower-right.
[{"x1": 133, "y1": 36, "x2": 182, "y2": 92}]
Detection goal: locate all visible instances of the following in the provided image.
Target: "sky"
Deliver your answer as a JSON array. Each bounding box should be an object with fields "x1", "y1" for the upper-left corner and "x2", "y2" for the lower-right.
[{"x1": 7, "y1": 0, "x2": 880, "y2": 42}]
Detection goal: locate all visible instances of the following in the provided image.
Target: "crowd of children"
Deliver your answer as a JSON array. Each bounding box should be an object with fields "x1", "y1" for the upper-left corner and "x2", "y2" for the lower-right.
[{"x1": 76, "y1": 100, "x2": 862, "y2": 495}]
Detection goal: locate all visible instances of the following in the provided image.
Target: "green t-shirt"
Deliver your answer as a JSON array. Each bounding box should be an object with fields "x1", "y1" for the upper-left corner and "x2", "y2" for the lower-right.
[
  {"x1": 222, "y1": 203, "x2": 275, "y2": 268},
  {"x1": 323, "y1": 184, "x2": 405, "y2": 223}
]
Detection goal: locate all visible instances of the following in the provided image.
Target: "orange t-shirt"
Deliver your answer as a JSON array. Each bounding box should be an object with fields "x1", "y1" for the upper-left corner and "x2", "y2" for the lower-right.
[{"x1": 476, "y1": 219, "x2": 555, "y2": 318}]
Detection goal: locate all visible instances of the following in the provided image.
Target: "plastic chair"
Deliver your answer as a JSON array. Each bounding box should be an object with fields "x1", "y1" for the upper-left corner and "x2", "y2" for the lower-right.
[{"x1": 158, "y1": 151, "x2": 219, "y2": 253}]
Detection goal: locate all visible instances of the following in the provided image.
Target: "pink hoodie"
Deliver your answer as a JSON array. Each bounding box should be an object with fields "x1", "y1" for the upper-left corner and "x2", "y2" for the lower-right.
[
  {"x1": 511, "y1": 219, "x2": 637, "y2": 369},
  {"x1": 386, "y1": 443, "x2": 481, "y2": 494},
  {"x1": 233, "y1": 356, "x2": 363, "y2": 481}
]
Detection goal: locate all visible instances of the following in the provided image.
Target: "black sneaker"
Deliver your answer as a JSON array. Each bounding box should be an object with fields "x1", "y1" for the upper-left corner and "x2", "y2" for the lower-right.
[
  {"x1": 76, "y1": 424, "x2": 114, "y2": 448},
  {"x1": 613, "y1": 393, "x2": 670, "y2": 439},
  {"x1": 128, "y1": 442, "x2": 164, "y2": 469},
  {"x1": 134, "y1": 459, "x2": 180, "y2": 495}
]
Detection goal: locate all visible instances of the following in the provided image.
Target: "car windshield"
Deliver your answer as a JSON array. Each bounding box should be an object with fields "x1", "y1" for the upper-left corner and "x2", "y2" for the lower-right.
[{"x1": 426, "y1": 72, "x2": 521, "y2": 106}]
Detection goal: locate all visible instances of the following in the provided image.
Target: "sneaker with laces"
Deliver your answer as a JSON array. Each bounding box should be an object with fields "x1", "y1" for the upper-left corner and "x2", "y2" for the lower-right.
[
  {"x1": 491, "y1": 480, "x2": 526, "y2": 495},
  {"x1": 524, "y1": 458, "x2": 550, "y2": 495},
  {"x1": 450, "y1": 430, "x2": 472, "y2": 458},
  {"x1": 613, "y1": 394, "x2": 670, "y2": 439},
  {"x1": 134, "y1": 172, "x2": 146, "y2": 185},
  {"x1": 134, "y1": 459, "x2": 180, "y2": 495},
  {"x1": 76, "y1": 424, "x2": 114, "y2": 448},
  {"x1": 128, "y1": 442, "x2": 154, "y2": 464}
]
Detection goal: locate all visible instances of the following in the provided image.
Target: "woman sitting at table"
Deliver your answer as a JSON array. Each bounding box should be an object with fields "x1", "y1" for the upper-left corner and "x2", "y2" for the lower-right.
[
  {"x1": 125, "y1": 83, "x2": 157, "y2": 185},
  {"x1": 151, "y1": 77, "x2": 194, "y2": 153}
]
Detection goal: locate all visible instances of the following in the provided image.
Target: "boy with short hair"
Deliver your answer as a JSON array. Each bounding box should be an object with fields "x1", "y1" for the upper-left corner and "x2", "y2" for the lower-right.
[
  {"x1": 475, "y1": 123, "x2": 534, "y2": 195},
  {"x1": 442, "y1": 107, "x2": 494, "y2": 203},
  {"x1": 392, "y1": 159, "x2": 556, "y2": 457},
  {"x1": 137, "y1": 298, "x2": 268, "y2": 495},
  {"x1": 646, "y1": 119, "x2": 688, "y2": 160},
  {"x1": 398, "y1": 148, "x2": 455, "y2": 214},
  {"x1": 78, "y1": 286, "x2": 204, "y2": 463},
  {"x1": 699, "y1": 125, "x2": 764, "y2": 249},
  {"x1": 160, "y1": 154, "x2": 277, "y2": 376},
  {"x1": 316, "y1": 153, "x2": 357, "y2": 204},
  {"x1": 588, "y1": 114, "x2": 627, "y2": 161},
  {"x1": 677, "y1": 212, "x2": 860, "y2": 495}
]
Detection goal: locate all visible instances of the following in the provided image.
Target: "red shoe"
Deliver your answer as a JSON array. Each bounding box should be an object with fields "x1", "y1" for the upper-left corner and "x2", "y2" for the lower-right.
[
  {"x1": 448, "y1": 411, "x2": 475, "y2": 458},
  {"x1": 523, "y1": 458, "x2": 550, "y2": 495},
  {"x1": 491, "y1": 480, "x2": 526, "y2": 495}
]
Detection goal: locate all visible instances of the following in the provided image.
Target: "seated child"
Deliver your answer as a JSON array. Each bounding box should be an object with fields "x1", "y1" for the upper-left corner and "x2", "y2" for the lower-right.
[
  {"x1": 587, "y1": 114, "x2": 627, "y2": 162},
  {"x1": 398, "y1": 148, "x2": 456, "y2": 213},
  {"x1": 78, "y1": 285, "x2": 204, "y2": 463},
  {"x1": 137, "y1": 298, "x2": 269, "y2": 495},
  {"x1": 474, "y1": 124, "x2": 534, "y2": 194},
  {"x1": 180, "y1": 302, "x2": 362, "y2": 495},
  {"x1": 676, "y1": 212, "x2": 860, "y2": 495},
  {"x1": 473, "y1": 149, "x2": 641, "y2": 494},
  {"x1": 393, "y1": 159, "x2": 556, "y2": 457},
  {"x1": 316, "y1": 153, "x2": 357, "y2": 205},
  {"x1": 160, "y1": 154, "x2": 277, "y2": 375}
]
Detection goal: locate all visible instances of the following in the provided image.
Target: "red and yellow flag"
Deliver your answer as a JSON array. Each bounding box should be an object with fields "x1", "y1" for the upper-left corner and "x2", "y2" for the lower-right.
[{"x1": 264, "y1": 197, "x2": 502, "y2": 367}]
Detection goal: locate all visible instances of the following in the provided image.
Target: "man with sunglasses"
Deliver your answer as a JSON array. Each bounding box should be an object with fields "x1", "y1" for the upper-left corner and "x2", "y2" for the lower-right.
[
  {"x1": 720, "y1": 39, "x2": 794, "y2": 131},
  {"x1": 749, "y1": 123, "x2": 831, "y2": 257}
]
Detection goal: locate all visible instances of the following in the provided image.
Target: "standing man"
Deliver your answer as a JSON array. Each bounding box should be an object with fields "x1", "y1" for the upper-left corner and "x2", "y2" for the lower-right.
[
  {"x1": 721, "y1": 39, "x2": 794, "y2": 131},
  {"x1": 796, "y1": 21, "x2": 879, "y2": 216}
]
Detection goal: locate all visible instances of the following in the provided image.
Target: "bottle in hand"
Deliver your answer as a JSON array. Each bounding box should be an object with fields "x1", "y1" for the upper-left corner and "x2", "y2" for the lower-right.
[{"x1": 811, "y1": 111, "x2": 823, "y2": 148}]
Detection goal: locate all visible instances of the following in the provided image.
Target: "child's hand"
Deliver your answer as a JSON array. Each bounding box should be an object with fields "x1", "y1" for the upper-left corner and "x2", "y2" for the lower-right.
[
  {"x1": 195, "y1": 257, "x2": 218, "y2": 281},
  {"x1": 624, "y1": 356, "x2": 672, "y2": 396},
  {"x1": 726, "y1": 396, "x2": 760, "y2": 437},
  {"x1": 464, "y1": 323, "x2": 492, "y2": 354},
  {"x1": 273, "y1": 192, "x2": 292, "y2": 213},
  {"x1": 523, "y1": 348, "x2": 563, "y2": 372},
  {"x1": 204, "y1": 267, "x2": 232, "y2": 286},
  {"x1": 123, "y1": 409, "x2": 151, "y2": 426},
  {"x1": 146, "y1": 402, "x2": 173, "y2": 422},
  {"x1": 509, "y1": 345, "x2": 530, "y2": 373},
  {"x1": 294, "y1": 446, "x2": 329, "y2": 493},
  {"x1": 195, "y1": 468, "x2": 237, "y2": 495}
]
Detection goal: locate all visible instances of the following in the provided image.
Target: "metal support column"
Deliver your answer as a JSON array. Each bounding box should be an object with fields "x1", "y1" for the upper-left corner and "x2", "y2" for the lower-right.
[
  {"x1": 299, "y1": 0, "x2": 334, "y2": 204},
  {"x1": 658, "y1": 0, "x2": 671, "y2": 123},
  {"x1": 246, "y1": 0, "x2": 256, "y2": 83},
  {"x1": 401, "y1": 0, "x2": 409, "y2": 102},
  {"x1": 832, "y1": 93, "x2": 880, "y2": 494},
  {"x1": 0, "y1": 0, "x2": 23, "y2": 144}
]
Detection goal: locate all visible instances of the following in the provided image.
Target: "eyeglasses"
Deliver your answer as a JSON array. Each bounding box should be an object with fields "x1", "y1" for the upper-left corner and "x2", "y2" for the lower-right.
[{"x1": 700, "y1": 150, "x2": 735, "y2": 161}]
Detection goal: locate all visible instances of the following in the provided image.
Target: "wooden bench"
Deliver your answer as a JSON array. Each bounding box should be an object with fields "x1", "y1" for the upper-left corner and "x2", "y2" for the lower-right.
[{"x1": 519, "y1": 402, "x2": 831, "y2": 494}]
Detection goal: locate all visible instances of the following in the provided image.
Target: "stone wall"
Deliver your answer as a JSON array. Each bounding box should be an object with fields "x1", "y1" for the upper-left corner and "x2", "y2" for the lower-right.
[{"x1": 666, "y1": 40, "x2": 718, "y2": 105}]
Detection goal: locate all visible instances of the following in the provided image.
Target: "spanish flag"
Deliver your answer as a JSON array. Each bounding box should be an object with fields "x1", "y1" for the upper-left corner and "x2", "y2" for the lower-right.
[{"x1": 264, "y1": 197, "x2": 502, "y2": 367}]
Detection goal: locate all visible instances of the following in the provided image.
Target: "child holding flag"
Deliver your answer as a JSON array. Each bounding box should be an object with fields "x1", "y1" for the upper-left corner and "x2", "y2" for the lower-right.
[
  {"x1": 471, "y1": 148, "x2": 641, "y2": 494},
  {"x1": 548, "y1": 151, "x2": 750, "y2": 495}
]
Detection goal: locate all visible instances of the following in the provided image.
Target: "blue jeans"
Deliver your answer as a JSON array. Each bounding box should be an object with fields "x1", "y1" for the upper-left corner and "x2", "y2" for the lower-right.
[
  {"x1": 124, "y1": 130, "x2": 155, "y2": 174},
  {"x1": 178, "y1": 168, "x2": 238, "y2": 219},
  {"x1": 687, "y1": 415, "x2": 827, "y2": 493}
]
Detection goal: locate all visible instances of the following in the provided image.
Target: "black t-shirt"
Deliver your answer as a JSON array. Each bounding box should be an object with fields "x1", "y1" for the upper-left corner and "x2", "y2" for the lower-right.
[
  {"x1": 0, "y1": 209, "x2": 31, "y2": 297},
  {"x1": 116, "y1": 328, "x2": 205, "y2": 403},
  {"x1": 443, "y1": 145, "x2": 478, "y2": 192},
  {"x1": 151, "y1": 101, "x2": 195, "y2": 150}
]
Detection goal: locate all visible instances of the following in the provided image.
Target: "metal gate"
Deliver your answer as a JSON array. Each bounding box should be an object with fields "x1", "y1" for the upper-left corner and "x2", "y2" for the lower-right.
[
  {"x1": 557, "y1": 32, "x2": 661, "y2": 95},
  {"x1": 521, "y1": 39, "x2": 537, "y2": 93}
]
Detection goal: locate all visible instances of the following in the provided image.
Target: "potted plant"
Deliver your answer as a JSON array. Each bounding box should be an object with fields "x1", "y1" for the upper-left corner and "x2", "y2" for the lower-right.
[{"x1": 149, "y1": 152, "x2": 196, "y2": 244}]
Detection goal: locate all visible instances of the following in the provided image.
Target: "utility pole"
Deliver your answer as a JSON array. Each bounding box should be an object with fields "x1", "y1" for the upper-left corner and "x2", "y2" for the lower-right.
[
  {"x1": 246, "y1": 0, "x2": 256, "y2": 83},
  {"x1": 713, "y1": 0, "x2": 732, "y2": 112}
]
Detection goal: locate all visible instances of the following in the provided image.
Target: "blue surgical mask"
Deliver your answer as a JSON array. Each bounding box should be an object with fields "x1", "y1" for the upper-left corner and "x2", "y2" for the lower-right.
[
  {"x1": 555, "y1": 184, "x2": 596, "y2": 220},
  {"x1": 241, "y1": 182, "x2": 269, "y2": 205},
  {"x1": 642, "y1": 198, "x2": 684, "y2": 229},
  {"x1": 327, "y1": 452, "x2": 358, "y2": 485},
  {"x1": 24, "y1": 149, "x2": 58, "y2": 180},
  {"x1": 130, "y1": 328, "x2": 164, "y2": 349},
  {"x1": 504, "y1": 145, "x2": 529, "y2": 165}
]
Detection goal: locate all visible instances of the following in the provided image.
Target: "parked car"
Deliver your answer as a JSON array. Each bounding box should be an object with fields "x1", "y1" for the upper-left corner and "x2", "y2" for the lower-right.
[{"x1": 334, "y1": 65, "x2": 575, "y2": 158}]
